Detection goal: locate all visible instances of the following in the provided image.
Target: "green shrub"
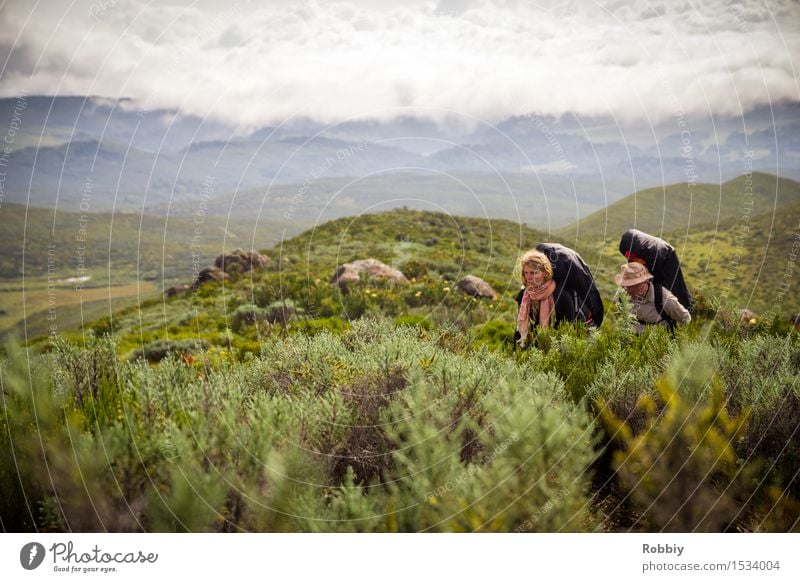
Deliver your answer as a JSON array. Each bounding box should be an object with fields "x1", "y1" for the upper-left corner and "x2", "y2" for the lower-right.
[
  {"x1": 394, "y1": 314, "x2": 433, "y2": 330},
  {"x1": 231, "y1": 304, "x2": 269, "y2": 333},
  {"x1": 470, "y1": 319, "x2": 514, "y2": 350},
  {"x1": 379, "y1": 367, "x2": 600, "y2": 532},
  {"x1": 289, "y1": 317, "x2": 351, "y2": 336},
  {"x1": 598, "y1": 356, "x2": 762, "y2": 532},
  {"x1": 400, "y1": 259, "x2": 429, "y2": 279},
  {"x1": 130, "y1": 338, "x2": 209, "y2": 362},
  {"x1": 4, "y1": 310, "x2": 799, "y2": 532}
]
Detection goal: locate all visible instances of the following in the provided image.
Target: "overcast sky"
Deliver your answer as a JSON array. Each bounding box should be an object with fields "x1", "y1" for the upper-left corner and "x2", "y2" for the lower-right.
[{"x1": 0, "y1": 0, "x2": 798, "y2": 129}]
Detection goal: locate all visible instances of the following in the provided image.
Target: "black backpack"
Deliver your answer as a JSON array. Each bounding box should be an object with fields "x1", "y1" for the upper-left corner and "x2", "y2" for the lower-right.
[
  {"x1": 619, "y1": 229, "x2": 693, "y2": 313},
  {"x1": 535, "y1": 243, "x2": 604, "y2": 326}
]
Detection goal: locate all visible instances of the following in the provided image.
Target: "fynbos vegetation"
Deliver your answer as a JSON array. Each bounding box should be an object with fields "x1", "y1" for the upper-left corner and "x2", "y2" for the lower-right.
[
  {"x1": 2, "y1": 311, "x2": 798, "y2": 532},
  {"x1": 2, "y1": 208, "x2": 798, "y2": 532}
]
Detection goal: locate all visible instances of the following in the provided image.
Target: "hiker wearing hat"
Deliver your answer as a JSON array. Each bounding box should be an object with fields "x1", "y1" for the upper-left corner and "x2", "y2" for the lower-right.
[{"x1": 615, "y1": 262, "x2": 691, "y2": 333}]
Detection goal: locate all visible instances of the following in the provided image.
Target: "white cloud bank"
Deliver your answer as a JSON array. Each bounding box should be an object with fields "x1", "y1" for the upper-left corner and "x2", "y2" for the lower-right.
[{"x1": 0, "y1": 0, "x2": 798, "y2": 128}]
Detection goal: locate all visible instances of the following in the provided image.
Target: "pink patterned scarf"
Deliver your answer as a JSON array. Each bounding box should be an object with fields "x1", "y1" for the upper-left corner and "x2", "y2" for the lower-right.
[{"x1": 516, "y1": 279, "x2": 556, "y2": 345}]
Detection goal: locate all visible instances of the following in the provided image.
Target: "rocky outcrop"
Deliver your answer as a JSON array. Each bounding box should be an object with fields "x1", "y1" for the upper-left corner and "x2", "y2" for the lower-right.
[
  {"x1": 456, "y1": 275, "x2": 498, "y2": 300},
  {"x1": 330, "y1": 259, "x2": 409, "y2": 285},
  {"x1": 214, "y1": 248, "x2": 272, "y2": 274}
]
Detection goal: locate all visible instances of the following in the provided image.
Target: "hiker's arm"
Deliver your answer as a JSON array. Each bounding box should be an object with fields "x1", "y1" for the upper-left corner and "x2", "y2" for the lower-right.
[
  {"x1": 513, "y1": 288, "x2": 526, "y2": 347},
  {"x1": 664, "y1": 293, "x2": 691, "y2": 324}
]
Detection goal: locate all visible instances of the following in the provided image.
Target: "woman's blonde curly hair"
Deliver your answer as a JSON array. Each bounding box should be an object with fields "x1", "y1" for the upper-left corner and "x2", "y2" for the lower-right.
[{"x1": 515, "y1": 249, "x2": 553, "y2": 285}]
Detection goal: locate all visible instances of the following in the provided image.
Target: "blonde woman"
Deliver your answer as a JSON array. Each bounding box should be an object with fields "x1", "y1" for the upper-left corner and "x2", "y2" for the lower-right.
[{"x1": 514, "y1": 249, "x2": 577, "y2": 347}]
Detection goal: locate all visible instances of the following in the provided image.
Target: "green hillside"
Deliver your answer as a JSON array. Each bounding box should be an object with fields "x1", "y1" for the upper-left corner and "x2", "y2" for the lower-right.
[
  {"x1": 70, "y1": 209, "x2": 546, "y2": 356},
  {"x1": 280, "y1": 207, "x2": 544, "y2": 281},
  {"x1": 0, "y1": 202, "x2": 304, "y2": 283},
  {"x1": 560, "y1": 172, "x2": 800, "y2": 242},
  {"x1": 29, "y1": 200, "x2": 795, "y2": 362},
  {"x1": 10, "y1": 190, "x2": 799, "y2": 346},
  {"x1": 671, "y1": 200, "x2": 800, "y2": 316}
]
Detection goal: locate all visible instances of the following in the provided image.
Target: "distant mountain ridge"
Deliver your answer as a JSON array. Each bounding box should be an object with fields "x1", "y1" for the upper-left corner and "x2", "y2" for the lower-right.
[{"x1": 2, "y1": 96, "x2": 798, "y2": 221}]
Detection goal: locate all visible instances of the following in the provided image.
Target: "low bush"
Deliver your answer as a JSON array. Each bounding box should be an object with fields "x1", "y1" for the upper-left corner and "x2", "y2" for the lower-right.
[
  {"x1": 130, "y1": 338, "x2": 209, "y2": 362},
  {"x1": 3, "y1": 313, "x2": 798, "y2": 532}
]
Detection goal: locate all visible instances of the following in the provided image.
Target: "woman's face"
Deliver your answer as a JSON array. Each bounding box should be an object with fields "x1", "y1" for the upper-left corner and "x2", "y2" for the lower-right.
[{"x1": 523, "y1": 265, "x2": 545, "y2": 287}]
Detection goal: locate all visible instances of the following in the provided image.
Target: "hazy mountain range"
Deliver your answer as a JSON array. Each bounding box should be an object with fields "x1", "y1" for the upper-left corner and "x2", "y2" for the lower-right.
[{"x1": 1, "y1": 96, "x2": 799, "y2": 230}]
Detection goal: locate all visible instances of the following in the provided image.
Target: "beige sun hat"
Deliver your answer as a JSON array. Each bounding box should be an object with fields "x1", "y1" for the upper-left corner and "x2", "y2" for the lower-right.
[{"x1": 614, "y1": 262, "x2": 654, "y2": 287}]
